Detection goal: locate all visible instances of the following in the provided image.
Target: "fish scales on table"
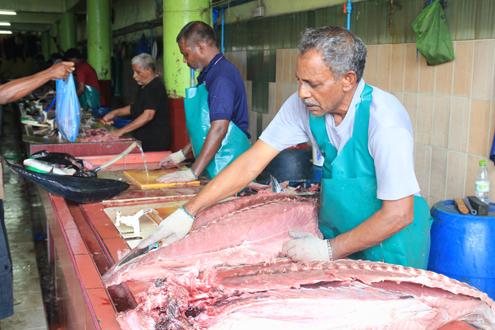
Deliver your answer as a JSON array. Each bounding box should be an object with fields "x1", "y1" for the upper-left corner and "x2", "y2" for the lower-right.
[
  {"x1": 118, "y1": 259, "x2": 495, "y2": 330},
  {"x1": 103, "y1": 192, "x2": 320, "y2": 286}
]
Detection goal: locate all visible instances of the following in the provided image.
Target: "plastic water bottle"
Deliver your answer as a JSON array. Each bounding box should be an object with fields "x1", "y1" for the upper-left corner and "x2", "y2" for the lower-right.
[{"x1": 475, "y1": 159, "x2": 490, "y2": 204}]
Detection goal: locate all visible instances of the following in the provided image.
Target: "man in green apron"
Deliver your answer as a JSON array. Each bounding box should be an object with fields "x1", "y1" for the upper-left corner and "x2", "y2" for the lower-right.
[
  {"x1": 64, "y1": 48, "x2": 104, "y2": 111},
  {"x1": 137, "y1": 26, "x2": 431, "y2": 269},
  {"x1": 157, "y1": 21, "x2": 250, "y2": 183}
]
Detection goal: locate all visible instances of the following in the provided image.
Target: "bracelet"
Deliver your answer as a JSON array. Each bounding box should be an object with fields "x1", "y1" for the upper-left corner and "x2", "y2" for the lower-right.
[{"x1": 327, "y1": 239, "x2": 334, "y2": 260}]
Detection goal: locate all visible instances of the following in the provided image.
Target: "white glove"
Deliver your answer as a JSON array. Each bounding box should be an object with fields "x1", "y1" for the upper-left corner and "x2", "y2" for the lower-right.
[
  {"x1": 136, "y1": 207, "x2": 194, "y2": 249},
  {"x1": 282, "y1": 231, "x2": 332, "y2": 262},
  {"x1": 156, "y1": 168, "x2": 197, "y2": 183},
  {"x1": 159, "y1": 150, "x2": 186, "y2": 168}
]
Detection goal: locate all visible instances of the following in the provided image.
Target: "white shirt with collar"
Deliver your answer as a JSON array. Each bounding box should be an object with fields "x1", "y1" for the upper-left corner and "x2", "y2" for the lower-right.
[{"x1": 259, "y1": 79, "x2": 420, "y2": 201}]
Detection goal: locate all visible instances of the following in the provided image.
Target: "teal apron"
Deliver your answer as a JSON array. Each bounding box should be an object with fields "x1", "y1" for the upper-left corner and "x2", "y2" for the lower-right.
[
  {"x1": 309, "y1": 84, "x2": 432, "y2": 268},
  {"x1": 79, "y1": 85, "x2": 100, "y2": 111},
  {"x1": 184, "y1": 83, "x2": 251, "y2": 178}
]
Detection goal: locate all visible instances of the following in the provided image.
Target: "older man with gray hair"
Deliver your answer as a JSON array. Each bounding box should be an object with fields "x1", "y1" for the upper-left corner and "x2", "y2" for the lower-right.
[
  {"x1": 102, "y1": 53, "x2": 170, "y2": 151},
  {"x1": 134, "y1": 26, "x2": 431, "y2": 269}
]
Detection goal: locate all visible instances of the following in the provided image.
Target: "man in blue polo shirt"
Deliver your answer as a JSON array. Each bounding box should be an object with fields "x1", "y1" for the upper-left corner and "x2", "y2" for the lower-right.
[{"x1": 158, "y1": 21, "x2": 250, "y2": 182}]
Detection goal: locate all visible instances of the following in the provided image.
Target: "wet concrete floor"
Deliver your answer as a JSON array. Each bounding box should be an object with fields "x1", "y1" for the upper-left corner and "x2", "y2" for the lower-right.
[{"x1": 0, "y1": 106, "x2": 48, "y2": 329}]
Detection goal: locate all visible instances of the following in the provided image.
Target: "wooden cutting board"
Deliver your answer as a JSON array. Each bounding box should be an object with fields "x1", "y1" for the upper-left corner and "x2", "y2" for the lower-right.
[{"x1": 124, "y1": 168, "x2": 200, "y2": 190}]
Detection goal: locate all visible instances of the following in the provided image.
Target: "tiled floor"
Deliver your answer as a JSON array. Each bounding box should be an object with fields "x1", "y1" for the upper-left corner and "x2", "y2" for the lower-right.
[{"x1": 0, "y1": 107, "x2": 48, "y2": 329}]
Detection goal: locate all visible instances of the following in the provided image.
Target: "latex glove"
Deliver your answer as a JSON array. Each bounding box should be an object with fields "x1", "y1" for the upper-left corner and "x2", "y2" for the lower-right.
[
  {"x1": 136, "y1": 207, "x2": 194, "y2": 249},
  {"x1": 282, "y1": 231, "x2": 331, "y2": 262},
  {"x1": 156, "y1": 168, "x2": 197, "y2": 183},
  {"x1": 159, "y1": 149, "x2": 186, "y2": 168}
]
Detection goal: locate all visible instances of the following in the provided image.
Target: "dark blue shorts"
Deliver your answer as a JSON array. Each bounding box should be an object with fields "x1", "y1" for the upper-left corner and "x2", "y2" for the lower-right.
[{"x1": 0, "y1": 200, "x2": 13, "y2": 319}]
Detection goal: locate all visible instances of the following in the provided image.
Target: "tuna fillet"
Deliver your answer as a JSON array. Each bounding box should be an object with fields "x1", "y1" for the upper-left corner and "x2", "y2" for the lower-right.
[
  {"x1": 103, "y1": 193, "x2": 319, "y2": 286},
  {"x1": 118, "y1": 259, "x2": 495, "y2": 330}
]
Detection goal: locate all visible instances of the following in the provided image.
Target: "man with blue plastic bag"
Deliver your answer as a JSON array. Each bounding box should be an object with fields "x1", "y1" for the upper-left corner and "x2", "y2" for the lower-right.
[
  {"x1": 0, "y1": 60, "x2": 73, "y2": 320},
  {"x1": 157, "y1": 21, "x2": 250, "y2": 183},
  {"x1": 0, "y1": 61, "x2": 73, "y2": 104}
]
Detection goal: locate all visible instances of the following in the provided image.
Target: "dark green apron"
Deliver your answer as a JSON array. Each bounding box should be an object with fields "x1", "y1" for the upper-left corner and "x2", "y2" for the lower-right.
[
  {"x1": 79, "y1": 85, "x2": 100, "y2": 110},
  {"x1": 184, "y1": 83, "x2": 251, "y2": 179},
  {"x1": 309, "y1": 84, "x2": 432, "y2": 268}
]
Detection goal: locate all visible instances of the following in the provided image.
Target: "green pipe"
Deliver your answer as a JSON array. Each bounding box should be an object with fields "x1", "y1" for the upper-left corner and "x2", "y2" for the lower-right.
[
  {"x1": 87, "y1": 0, "x2": 111, "y2": 80},
  {"x1": 59, "y1": 13, "x2": 76, "y2": 52},
  {"x1": 163, "y1": 0, "x2": 210, "y2": 97}
]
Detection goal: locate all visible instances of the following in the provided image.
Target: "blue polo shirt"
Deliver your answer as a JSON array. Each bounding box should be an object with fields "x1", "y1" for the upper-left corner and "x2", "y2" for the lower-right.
[{"x1": 197, "y1": 53, "x2": 249, "y2": 137}]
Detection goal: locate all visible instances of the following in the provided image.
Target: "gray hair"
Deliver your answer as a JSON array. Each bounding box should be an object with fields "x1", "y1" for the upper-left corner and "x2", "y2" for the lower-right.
[
  {"x1": 298, "y1": 26, "x2": 367, "y2": 81},
  {"x1": 131, "y1": 53, "x2": 156, "y2": 72}
]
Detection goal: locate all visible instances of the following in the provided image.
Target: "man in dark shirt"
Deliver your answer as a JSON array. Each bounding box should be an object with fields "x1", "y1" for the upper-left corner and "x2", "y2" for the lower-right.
[
  {"x1": 101, "y1": 53, "x2": 170, "y2": 151},
  {"x1": 158, "y1": 21, "x2": 250, "y2": 182},
  {"x1": 64, "y1": 48, "x2": 105, "y2": 108}
]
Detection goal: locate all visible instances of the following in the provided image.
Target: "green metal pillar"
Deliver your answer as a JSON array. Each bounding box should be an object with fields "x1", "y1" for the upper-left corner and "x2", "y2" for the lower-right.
[
  {"x1": 49, "y1": 24, "x2": 58, "y2": 55},
  {"x1": 41, "y1": 31, "x2": 50, "y2": 61},
  {"x1": 163, "y1": 0, "x2": 210, "y2": 97},
  {"x1": 87, "y1": 0, "x2": 111, "y2": 80},
  {"x1": 59, "y1": 13, "x2": 76, "y2": 52}
]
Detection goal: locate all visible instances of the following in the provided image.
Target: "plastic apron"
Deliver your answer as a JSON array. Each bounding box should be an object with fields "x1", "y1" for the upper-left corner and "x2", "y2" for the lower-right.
[
  {"x1": 79, "y1": 85, "x2": 100, "y2": 110},
  {"x1": 309, "y1": 84, "x2": 432, "y2": 268},
  {"x1": 184, "y1": 83, "x2": 250, "y2": 178}
]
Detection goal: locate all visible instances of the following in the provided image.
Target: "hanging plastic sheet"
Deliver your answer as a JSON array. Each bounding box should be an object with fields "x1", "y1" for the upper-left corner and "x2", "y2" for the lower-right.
[
  {"x1": 411, "y1": 0, "x2": 455, "y2": 65},
  {"x1": 55, "y1": 73, "x2": 80, "y2": 142}
]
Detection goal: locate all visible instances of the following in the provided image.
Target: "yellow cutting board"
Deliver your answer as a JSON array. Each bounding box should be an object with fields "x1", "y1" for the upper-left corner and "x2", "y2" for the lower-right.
[{"x1": 124, "y1": 168, "x2": 200, "y2": 190}]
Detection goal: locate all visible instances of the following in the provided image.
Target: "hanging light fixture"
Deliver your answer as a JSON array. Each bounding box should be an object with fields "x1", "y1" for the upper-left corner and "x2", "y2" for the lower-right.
[
  {"x1": 0, "y1": 10, "x2": 16, "y2": 16},
  {"x1": 0, "y1": 22, "x2": 11, "y2": 26},
  {"x1": 0, "y1": 30, "x2": 12, "y2": 34}
]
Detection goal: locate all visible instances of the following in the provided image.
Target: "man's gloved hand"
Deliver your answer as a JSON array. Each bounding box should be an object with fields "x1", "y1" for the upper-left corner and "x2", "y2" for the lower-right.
[
  {"x1": 282, "y1": 231, "x2": 332, "y2": 262},
  {"x1": 136, "y1": 207, "x2": 194, "y2": 249},
  {"x1": 159, "y1": 149, "x2": 186, "y2": 168},
  {"x1": 156, "y1": 168, "x2": 197, "y2": 183}
]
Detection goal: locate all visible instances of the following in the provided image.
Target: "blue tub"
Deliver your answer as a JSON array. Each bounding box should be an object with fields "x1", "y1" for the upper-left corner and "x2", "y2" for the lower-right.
[
  {"x1": 113, "y1": 117, "x2": 132, "y2": 129},
  {"x1": 428, "y1": 200, "x2": 495, "y2": 298}
]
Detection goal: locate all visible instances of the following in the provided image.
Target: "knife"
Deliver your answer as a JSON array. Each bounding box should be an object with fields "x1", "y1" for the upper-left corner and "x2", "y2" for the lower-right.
[{"x1": 115, "y1": 241, "x2": 160, "y2": 269}]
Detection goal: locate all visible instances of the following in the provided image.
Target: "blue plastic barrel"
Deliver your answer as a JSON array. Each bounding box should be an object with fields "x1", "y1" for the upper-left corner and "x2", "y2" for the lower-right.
[{"x1": 428, "y1": 200, "x2": 495, "y2": 299}]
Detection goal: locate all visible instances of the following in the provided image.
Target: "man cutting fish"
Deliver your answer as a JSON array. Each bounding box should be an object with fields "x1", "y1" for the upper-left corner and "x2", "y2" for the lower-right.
[
  {"x1": 138, "y1": 26, "x2": 432, "y2": 269},
  {"x1": 156, "y1": 21, "x2": 250, "y2": 183}
]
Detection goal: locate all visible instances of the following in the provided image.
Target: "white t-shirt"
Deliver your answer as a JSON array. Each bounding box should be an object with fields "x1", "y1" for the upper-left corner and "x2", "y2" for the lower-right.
[{"x1": 259, "y1": 80, "x2": 420, "y2": 201}]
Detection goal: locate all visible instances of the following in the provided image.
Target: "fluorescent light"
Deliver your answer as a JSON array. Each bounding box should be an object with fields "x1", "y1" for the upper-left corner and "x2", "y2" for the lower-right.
[
  {"x1": 0, "y1": 30, "x2": 12, "y2": 34},
  {"x1": 0, "y1": 22, "x2": 11, "y2": 26},
  {"x1": 0, "y1": 10, "x2": 16, "y2": 16}
]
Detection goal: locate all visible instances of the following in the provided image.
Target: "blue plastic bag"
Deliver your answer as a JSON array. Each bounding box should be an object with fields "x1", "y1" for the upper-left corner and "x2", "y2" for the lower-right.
[{"x1": 55, "y1": 73, "x2": 80, "y2": 142}]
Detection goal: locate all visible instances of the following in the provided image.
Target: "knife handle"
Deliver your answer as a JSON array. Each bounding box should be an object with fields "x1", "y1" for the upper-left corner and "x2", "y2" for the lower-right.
[{"x1": 455, "y1": 198, "x2": 469, "y2": 215}]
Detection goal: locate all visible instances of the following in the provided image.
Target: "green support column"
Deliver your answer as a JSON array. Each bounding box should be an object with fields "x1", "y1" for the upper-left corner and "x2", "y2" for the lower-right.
[
  {"x1": 163, "y1": 0, "x2": 210, "y2": 97},
  {"x1": 41, "y1": 31, "x2": 50, "y2": 61},
  {"x1": 49, "y1": 24, "x2": 58, "y2": 55},
  {"x1": 87, "y1": 0, "x2": 111, "y2": 80},
  {"x1": 59, "y1": 13, "x2": 76, "y2": 52}
]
